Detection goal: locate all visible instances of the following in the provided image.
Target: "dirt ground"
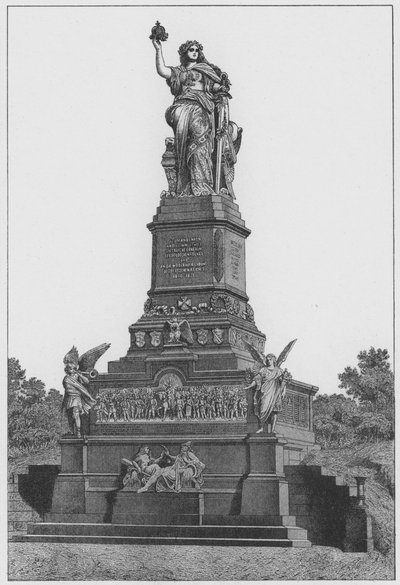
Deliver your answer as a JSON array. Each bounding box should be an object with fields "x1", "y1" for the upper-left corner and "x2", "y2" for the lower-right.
[{"x1": 7, "y1": 542, "x2": 394, "y2": 581}]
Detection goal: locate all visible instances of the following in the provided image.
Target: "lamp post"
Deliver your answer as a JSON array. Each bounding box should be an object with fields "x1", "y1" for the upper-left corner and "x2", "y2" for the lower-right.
[{"x1": 355, "y1": 476, "x2": 367, "y2": 507}]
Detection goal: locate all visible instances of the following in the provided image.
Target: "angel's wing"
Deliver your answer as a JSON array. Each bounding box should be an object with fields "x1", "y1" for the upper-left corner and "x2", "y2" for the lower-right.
[
  {"x1": 276, "y1": 339, "x2": 297, "y2": 367},
  {"x1": 63, "y1": 346, "x2": 79, "y2": 366},
  {"x1": 79, "y1": 343, "x2": 111, "y2": 371},
  {"x1": 179, "y1": 320, "x2": 193, "y2": 344},
  {"x1": 243, "y1": 340, "x2": 266, "y2": 366}
]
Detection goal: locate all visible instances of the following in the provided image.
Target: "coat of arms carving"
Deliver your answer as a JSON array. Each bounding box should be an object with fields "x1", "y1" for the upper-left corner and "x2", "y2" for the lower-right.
[
  {"x1": 212, "y1": 328, "x2": 224, "y2": 345},
  {"x1": 150, "y1": 331, "x2": 162, "y2": 347},
  {"x1": 134, "y1": 331, "x2": 146, "y2": 348},
  {"x1": 197, "y1": 329, "x2": 209, "y2": 345}
]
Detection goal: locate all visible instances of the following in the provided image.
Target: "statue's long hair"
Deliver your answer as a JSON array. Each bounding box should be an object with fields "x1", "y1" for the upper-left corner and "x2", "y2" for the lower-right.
[{"x1": 178, "y1": 40, "x2": 224, "y2": 78}]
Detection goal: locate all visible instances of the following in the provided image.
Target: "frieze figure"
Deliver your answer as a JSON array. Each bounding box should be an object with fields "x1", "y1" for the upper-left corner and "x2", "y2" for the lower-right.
[
  {"x1": 122, "y1": 442, "x2": 205, "y2": 493},
  {"x1": 138, "y1": 442, "x2": 205, "y2": 493},
  {"x1": 62, "y1": 343, "x2": 110, "y2": 438},
  {"x1": 122, "y1": 444, "x2": 169, "y2": 491},
  {"x1": 151, "y1": 24, "x2": 241, "y2": 198},
  {"x1": 243, "y1": 339, "x2": 296, "y2": 434}
]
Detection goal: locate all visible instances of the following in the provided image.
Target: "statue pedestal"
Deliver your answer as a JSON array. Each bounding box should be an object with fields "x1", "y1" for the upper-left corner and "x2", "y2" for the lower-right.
[{"x1": 241, "y1": 434, "x2": 289, "y2": 516}]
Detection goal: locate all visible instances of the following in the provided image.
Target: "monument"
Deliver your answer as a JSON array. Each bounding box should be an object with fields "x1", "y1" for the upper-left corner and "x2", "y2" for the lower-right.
[{"x1": 16, "y1": 25, "x2": 371, "y2": 550}]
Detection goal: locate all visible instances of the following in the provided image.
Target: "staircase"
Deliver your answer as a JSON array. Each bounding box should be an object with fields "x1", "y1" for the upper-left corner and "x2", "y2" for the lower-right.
[{"x1": 14, "y1": 519, "x2": 311, "y2": 547}]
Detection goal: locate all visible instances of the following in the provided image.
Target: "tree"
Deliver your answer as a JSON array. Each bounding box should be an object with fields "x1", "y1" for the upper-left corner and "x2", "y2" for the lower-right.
[
  {"x1": 8, "y1": 358, "x2": 66, "y2": 453},
  {"x1": 338, "y1": 347, "x2": 394, "y2": 440},
  {"x1": 313, "y1": 393, "x2": 360, "y2": 447},
  {"x1": 8, "y1": 358, "x2": 25, "y2": 404},
  {"x1": 338, "y1": 348, "x2": 393, "y2": 411}
]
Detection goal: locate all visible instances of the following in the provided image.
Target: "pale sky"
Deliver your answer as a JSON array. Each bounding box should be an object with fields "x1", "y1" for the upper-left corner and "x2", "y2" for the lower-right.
[{"x1": 7, "y1": 3, "x2": 393, "y2": 395}]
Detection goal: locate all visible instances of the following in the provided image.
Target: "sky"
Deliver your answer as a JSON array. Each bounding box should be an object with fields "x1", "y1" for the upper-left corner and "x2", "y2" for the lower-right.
[{"x1": 7, "y1": 3, "x2": 393, "y2": 395}]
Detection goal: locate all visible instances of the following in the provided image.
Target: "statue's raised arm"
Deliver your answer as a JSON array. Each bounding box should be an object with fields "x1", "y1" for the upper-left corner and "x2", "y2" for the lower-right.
[{"x1": 149, "y1": 22, "x2": 241, "y2": 199}]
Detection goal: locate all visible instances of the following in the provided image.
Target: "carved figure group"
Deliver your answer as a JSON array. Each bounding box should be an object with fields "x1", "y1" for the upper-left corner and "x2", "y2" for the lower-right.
[
  {"x1": 95, "y1": 384, "x2": 247, "y2": 423},
  {"x1": 151, "y1": 24, "x2": 241, "y2": 198},
  {"x1": 244, "y1": 340, "x2": 296, "y2": 434},
  {"x1": 122, "y1": 442, "x2": 205, "y2": 493},
  {"x1": 62, "y1": 343, "x2": 110, "y2": 437}
]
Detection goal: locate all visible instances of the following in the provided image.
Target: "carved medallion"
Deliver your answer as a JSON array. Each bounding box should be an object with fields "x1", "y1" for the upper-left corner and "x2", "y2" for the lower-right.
[
  {"x1": 197, "y1": 329, "x2": 209, "y2": 345},
  {"x1": 213, "y1": 228, "x2": 224, "y2": 282},
  {"x1": 150, "y1": 331, "x2": 162, "y2": 347},
  {"x1": 134, "y1": 331, "x2": 146, "y2": 348},
  {"x1": 212, "y1": 328, "x2": 224, "y2": 345},
  {"x1": 158, "y1": 372, "x2": 182, "y2": 390}
]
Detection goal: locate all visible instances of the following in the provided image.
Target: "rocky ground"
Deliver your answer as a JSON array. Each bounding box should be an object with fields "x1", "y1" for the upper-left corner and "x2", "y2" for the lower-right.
[{"x1": 8, "y1": 542, "x2": 394, "y2": 581}]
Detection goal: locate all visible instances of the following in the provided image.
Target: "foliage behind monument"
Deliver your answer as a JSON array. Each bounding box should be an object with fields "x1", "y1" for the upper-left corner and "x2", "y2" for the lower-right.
[
  {"x1": 313, "y1": 347, "x2": 394, "y2": 447},
  {"x1": 8, "y1": 358, "x2": 67, "y2": 454}
]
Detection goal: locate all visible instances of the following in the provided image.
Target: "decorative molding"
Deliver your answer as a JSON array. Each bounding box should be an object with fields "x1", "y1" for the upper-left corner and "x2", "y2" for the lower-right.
[
  {"x1": 213, "y1": 228, "x2": 224, "y2": 282},
  {"x1": 229, "y1": 327, "x2": 265, "y2": 353}
]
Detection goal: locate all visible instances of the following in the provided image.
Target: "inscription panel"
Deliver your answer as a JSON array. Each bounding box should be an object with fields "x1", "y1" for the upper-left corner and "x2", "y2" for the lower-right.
[
  {"x1": 225, "y1": 232, "x2": 245, "y2": 292},
  {"x1": 279, "y1": 390, "x2": 309, "y2": 429},
  {"x1": 156, "y1": 229, "x2": 213, "y2": 287}
]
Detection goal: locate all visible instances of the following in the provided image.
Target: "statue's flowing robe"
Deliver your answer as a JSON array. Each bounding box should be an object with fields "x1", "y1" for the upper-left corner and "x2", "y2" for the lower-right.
[
  {"x1": 62, "y1": 374, "x2": 93, "y2": 414},
  {"x1": 254, "y1": 366, "x2": 285, "y2": 425},
  {"x1": 155, "y1": 451, "x2": 205, "y2": 492},
  {"x1": 166, "y1": 63, "x2": 221, "y2": 197}
]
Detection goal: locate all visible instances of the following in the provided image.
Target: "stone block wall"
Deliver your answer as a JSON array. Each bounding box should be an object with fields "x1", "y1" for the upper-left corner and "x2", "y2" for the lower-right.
[
  {"x1": 8, "y1": 465, "x2": 60, "y2": 540},
  {"x1": 285, "y1": 465, "x2": 373, "y2": 552},
  {"x1": 8, "y1": 473, "x2": 42, "y2": 538}
]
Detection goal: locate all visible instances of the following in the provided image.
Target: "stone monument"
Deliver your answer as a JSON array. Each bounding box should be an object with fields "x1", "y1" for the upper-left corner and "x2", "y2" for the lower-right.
[{"x1": 19, "y1": 25, "x2": 374, "y2": 549}]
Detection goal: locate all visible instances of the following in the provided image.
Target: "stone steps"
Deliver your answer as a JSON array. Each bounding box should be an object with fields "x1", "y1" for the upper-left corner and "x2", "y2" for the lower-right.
[
  {"x1": 26, "y1": 522, "x2": 308, "y2": 541},
  {"x1": 13, "y1": 533, "x2": 312, "y2": 547},
  {"x1": 12, "y1": 521, "x2": 311, "y2": 547},
  {"x1": 44, "y1": 513, "x2": 299, "y2": 527}
]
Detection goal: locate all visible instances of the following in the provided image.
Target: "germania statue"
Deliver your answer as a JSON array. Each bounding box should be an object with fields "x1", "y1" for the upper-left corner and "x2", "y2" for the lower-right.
[{"x1": 150, "y1": 22, "x2": 242, "y2": 198}]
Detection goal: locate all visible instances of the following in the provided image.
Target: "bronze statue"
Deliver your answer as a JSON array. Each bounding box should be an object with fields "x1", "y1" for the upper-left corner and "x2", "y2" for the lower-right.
[
  {"x1": 62, "y1": 343, "x2": 110, "y2": 437},
  {"x1": 244, "y1": 340, "x2": 296, "y2": 434},
  {"x1": 151, "y1": 23, "x2": 241, "y2": 198}
]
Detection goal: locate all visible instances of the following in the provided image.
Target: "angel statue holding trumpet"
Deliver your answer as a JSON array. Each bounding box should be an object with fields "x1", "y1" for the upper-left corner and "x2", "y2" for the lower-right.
[
  {"x1": 244, "y1": 339, "x2": 297, "y2": 434},
  {"x1": 62, "y1": 343, "x2": 110, "y2": 438}
]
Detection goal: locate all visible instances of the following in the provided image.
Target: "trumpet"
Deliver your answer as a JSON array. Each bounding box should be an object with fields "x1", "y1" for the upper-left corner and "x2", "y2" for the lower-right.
[{"x1": 80, "y1": 369, "x2": 99, "y2": 379}]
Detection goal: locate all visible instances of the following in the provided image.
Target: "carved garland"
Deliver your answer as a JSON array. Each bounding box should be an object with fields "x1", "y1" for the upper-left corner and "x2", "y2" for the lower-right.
[{"x1": 210, "y1": 292, "x2": 234, "y2": 313}]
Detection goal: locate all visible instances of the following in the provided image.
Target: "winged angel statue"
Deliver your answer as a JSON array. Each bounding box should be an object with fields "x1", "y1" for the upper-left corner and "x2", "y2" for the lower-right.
[
  {"x1": 62, "y1": 343, "x2": 110, "y2": 437},
  {"x1": 244, "y1": 339, "x2": 297, "y2": 434}
]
